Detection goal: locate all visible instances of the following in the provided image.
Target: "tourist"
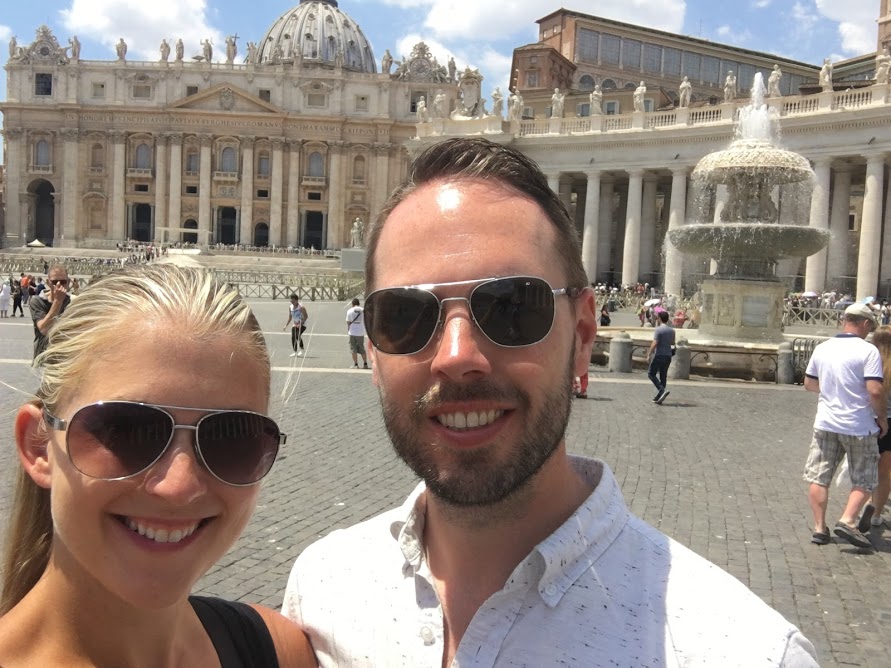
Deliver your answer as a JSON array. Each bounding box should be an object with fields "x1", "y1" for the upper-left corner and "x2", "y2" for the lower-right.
[
  {"x1": 0, "y1": 265, "x2": 314, "y2": 666},
  {"x1": 283, "y1": 293, "x2": 308, "y2": 357},
  {"x1": 19, "y1": 274, "x2": 30, "y2": 305},
  {"x1": 281, "y1": 137, "x2": 817, "y2": 666},
  {"x1": 11, "y1": 280, "x2": 24, "y2": 317},
  {"x1": 647, "y1": 310, "x2": 675, "y2": 404},
  {"x1": 858, "y1": 324, "x2": 891, "y2": 532},
  {"x1": 0, "y1": 280, "x2": 10, "y2": 318},
  {"x1": 29, "y1": 264, "x2": 71, "y2": 360},
  {"x1": 599, "y1": 304, "x2": 611, "y2": 326},
  {"x1": 345, "y1": 298, "x2": 368, "y2": 369},
  {"x1": 803, "y1": 303, "x2": 886, "y2": 548}
]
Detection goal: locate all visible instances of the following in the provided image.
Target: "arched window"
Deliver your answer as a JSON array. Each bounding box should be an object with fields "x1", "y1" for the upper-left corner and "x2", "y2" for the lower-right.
[
  {"x1": 352, "y1": 155, "x2": 366, "y2": 183},
  {"x1": 578, "y1": 75, "x2": 595, "y2": 91},
  {"x1": 35, "y1": 140, "x2": 50, "y2": 166},
  {"x1": 327, "y1": 36, "x2": 337, "y2": 61},
  {"x1": 304, "y1": 34, "x2": 317, "y2": 59},
  {"x1": 221, "y1": 146, "x2": 236, "y2": 172},
  {"x1": 257, "y1": 152, "x2": 270, "y2": 177},
  {"x1": 624, "y1": 82, "x2": 636, "y2": 90},
  {"x1": 308, "y1": 151, "x2": 324, "y2": 177},
  {"x1": 602, "y1": 79, "x2": 617, "y2": 90},
  {"x1": 91, "y1": 143, "x2": 104, "y2": 169},
  {"x1": 135, "y1": 143, "x2": 151, "y2": 169}
]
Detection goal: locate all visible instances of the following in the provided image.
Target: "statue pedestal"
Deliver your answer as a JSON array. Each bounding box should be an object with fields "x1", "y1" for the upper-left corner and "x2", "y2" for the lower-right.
[
  {"x1": 699, "y1": 279, "x2": 786, "y2": 343},
  {"x1": 548, "y1": 118, "x2": 562, "y2": 134},
  {"x1": 341, "y1": 247, "x2": 365, "y2": 273}
]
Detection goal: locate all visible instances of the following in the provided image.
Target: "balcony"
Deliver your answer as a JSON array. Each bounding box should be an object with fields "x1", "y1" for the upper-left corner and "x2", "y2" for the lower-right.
[
  {"x1": 127, "y1": 167, "x2": 153, "y2": 178},
  {"x1": 29, "y1": 164, "x2": 53, "y2": 174},
  {"x1": 302, "y1": 175, "x2": 327, "y2": 186},
  {"x1": 213, "y1": 171, "x2": 239, "y2": 182}
]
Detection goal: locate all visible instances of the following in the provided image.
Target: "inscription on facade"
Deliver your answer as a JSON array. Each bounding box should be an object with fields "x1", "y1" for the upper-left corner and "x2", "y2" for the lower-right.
[{"x1": 218, "y1": 186, "x2": 237, "y2": 197}]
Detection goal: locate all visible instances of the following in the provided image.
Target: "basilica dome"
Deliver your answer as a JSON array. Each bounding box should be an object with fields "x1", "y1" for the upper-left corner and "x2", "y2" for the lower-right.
[{"x1": 255, "y1": 0, "x2": 376, "y2": 72}]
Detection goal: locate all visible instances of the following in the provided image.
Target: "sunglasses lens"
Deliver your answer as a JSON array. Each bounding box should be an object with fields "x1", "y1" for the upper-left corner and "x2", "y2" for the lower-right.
[
  {"x1": 471, "y1": 277, "x2": 555, "y2": 347},
  {"x1": 197, "y1": 412, "x2": 280, "y2": 485},
  {"x1": 67, "y1": 403, "x2": 173, "y2": 479},
  {"x1": 366, "y1": 288, "x2": 440, "y2": 354}
]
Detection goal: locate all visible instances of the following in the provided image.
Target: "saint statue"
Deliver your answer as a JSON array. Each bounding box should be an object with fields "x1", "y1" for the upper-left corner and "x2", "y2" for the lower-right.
[
  {"x1": 350, "y1": 218, "x2": 364, "y2": 248},
  {"x1": 876, "y1": 48, "x2": 891, "y2": 85},
  {"x1": 723, "y1": 70, "x2": 737, "y2": 102},
  {"x1": 225, "y1": 35, "x2": 237, "y2": 64},
  {"x1": 508, "y1": 87, "x2": 524, "y2": 121},
  {"x1": 448, "y1": 56, "x2": 456, "y2": 83},
  {"x1": 175, "y1": 38, "x2": 184, "y2": 62},
  {"x1": 767, "y1": 65, "x2": 782, "y2": 97},
  {"x1": 69, "y1": 35, "x2": 81, "y2": 60},
  {"x1": 491, "y1": 87, "x2": 503, "y2": 117},
  {"x1": 432, "y1": 90, "x2": 447, "y2": 118},
  {"x1": 159, "y1": 39, "x2": 171, "y2": 63},
  {"x1": 589, "y1": 85, "x2": 603, "y2": 115},
  {"x1": 116, "y1": 38, "x2": 128, "y2": 61},
  {"x1": 381, "y1": 49, "x2": 393, "y2": 74},
  {"x1": 633, "y1": 81, "x2": 647, "y2": 112},
  {"x1": 416, "y1": 95, "x2": 429, "y2": 123},
  {"x1": 678, "y1": 76, "x2": 692, "y2": 108},
  {"x1": 202, "y1": 38, "x2": 213, "y2": 63},
  {"x1": 550, "y1": 88, "x2": 565, "y2": 118},
  {"x1": 246, "y1": 41, "x2": 258, "y2": 64},
  {"x1": 8, "y1": 36, "x2": 17, "y2": 61},
  {"x1": 819, "y1": 58, "x2": 833, "y2": 92}
]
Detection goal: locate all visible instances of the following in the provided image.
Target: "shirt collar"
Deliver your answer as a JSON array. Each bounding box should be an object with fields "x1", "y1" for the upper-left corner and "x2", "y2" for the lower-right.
[{"x1": 389, "y1": 456, "x2": 631, "y2": 606}]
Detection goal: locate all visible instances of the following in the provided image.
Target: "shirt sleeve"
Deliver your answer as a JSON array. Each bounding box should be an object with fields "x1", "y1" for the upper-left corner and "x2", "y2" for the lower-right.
[
  {"x1": 805, "y1": 347, "x2": 820, "y2": 379},
  {"x1": 864, "y1": 346, "x2": 883, "y2": 380}
]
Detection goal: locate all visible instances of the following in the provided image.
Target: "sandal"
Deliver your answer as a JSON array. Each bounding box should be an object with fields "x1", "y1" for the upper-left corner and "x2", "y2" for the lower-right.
[
  {"x1": 833, "y1": 521, "x2": 873, "y2": 549},
  {"x1": 810, "y1": 530, "x2": 831, "y2": 545}
]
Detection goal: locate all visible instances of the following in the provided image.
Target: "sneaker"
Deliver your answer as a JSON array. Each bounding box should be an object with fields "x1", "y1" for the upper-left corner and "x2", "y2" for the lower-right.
[
  {"x1": 296, "y1": 350, "x2": 303, "y2": 357},
  {"x1": 351, "y1": 364, "x2": 359, "y2": 369},
  {"x1": 858, "y1": 504, "x2": 876, "y2": 533},
  {"x1": 289, "y1": 352, "x2": 297, "y2": 357},
  {"x1": 652, "y1": 391, "x2": 663, "y2": 403},
  {"x1": 872, "y1": 514, "x2": 885, "y2": 528},
  {"x1": 656, "y1": 390, "x2": 670, "y2": 405},
  {"x1": 363, "y1": 363, "x2": 369, "y2": 369}
]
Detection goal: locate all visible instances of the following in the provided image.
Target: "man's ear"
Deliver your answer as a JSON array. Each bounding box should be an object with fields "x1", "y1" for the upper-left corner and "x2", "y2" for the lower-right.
[
  {"x1": 15, "y1": 403, "x2": 53, "y2": 490},
  {"x1": 573, "y1": 287, "x2": 598, "y2": 378}
]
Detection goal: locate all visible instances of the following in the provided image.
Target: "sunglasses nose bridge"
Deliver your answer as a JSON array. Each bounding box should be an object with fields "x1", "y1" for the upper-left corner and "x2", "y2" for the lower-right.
[{"x1": 143, "y1": 424, "x2": 209, "y2": 502}]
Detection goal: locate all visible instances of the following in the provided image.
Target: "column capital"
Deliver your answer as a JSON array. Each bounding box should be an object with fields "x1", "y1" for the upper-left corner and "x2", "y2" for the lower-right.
[
  {"x1": 372, "y1": 142, "x2": 391, "y2": 155},
  {"x1": 329, "y1": 140, "x2": 346, "y2": 150},
  {"x1": 107, "y1": 130, "x2": 128, "y2": 143},
  {"x1": 809, "y1": 156, "x2": 833, "y2": 169},
  {"x1": 155, "y1": 132, "x2": 171, "y2": 145},
  {"x1": 168, "y1": 132, "x2": 184, "y2": 146},
  {"x1": 270, "y1": 136, "x2": 286, "y2": 149},
  {"x1": 670, "y1": 165, "x2": 691, "y2": 177},
  {"x1": 199, "y1": 133, "x2": 214, "y2": 147},
  {"x1": 59, "y1": 128, "x2": 80, "y2": 141},
  {"x1": 626, "y1": 168, "x2": 645, "y2": 179},
  {"x1": 865, "y1": 152, "x2": 888, "y2": 165},
  {"x1": 2, "y1": 127, "x2": 24, "y2": 139},
  {"x1": 831, "y1": 159, "x2": 853, "y2": 172},
  {"x1": 584, "y1": 169, "x2": 602, "y2": 180},
  {"x1": 239, "y1": 135, "x2": 255, "y2": 148},
  {"x1": 285, "y1": 138, "x2": 302, "y2": 150}
]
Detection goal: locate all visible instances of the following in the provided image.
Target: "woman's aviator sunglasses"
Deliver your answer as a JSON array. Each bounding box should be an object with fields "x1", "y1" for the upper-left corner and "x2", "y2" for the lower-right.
[
  {"x1": 364, "y1": 276, "x2": 581, "y2": 356},
  {"x1": 43, "y1": 401, "x2": 285, "y2": 486}
]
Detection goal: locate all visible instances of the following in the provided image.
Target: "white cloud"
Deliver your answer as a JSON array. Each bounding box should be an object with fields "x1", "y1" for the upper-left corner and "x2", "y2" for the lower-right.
[
  {"x1": 59, "y1": 0, "x2": 225, "y2": 62},
  {"x1": 380, "y1": 0, "x2": 685, "y2": 43},
  {"x1": 716, "y1": 25, "x2": 732, "y2": 38},
  {"x1": 752, "y1": 0, "x2": 771, "y2": 7},
  {"x1": 814, "y1": 0, "x2": 876, "y2": 55},
  {"x1": 0, "y1": 25, "x2": 12, "y2": 43}
]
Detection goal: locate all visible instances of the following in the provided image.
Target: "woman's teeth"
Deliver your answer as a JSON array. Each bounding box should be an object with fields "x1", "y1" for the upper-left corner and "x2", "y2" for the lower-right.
[{"x1": 123, "y1": 518, "x2": 201, "y2": 544}]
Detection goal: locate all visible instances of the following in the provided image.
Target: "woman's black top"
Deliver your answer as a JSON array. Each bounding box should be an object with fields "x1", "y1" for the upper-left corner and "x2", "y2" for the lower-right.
[{"x1": 190, "y1": 595, "x2": 279, "y2": 667}]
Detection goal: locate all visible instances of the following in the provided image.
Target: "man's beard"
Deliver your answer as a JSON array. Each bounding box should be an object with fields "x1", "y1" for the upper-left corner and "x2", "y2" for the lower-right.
[{"x1": 380, "y1": 353, "x2": 576, "y2": 508}]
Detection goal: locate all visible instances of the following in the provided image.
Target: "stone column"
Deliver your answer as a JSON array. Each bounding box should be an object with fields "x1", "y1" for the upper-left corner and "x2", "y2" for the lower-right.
[
  {"x1": 371, "y1": 142, "x2": 391, "y2": 225},
  {"x1": 580, "y1": 171, "x2": 601, "y2": 284},
  {"x1": 286, "y1": 139, "x2": 301, "y2": 247},
  {"x1": 270, "y1": 137, "x2": 285, "y2": 247},
  {"x1": 856, "y1": 155, "x2": 886, "y2": 300},
  {"x1": 327, "y1": 141, "x2": 346, "y2": 248},
  {"x1": 664, "y1": 167, "x2": 689, "y2": 297},
  {"x1": 804, "y1": 159, "x2": 832, "y2": 293},
  {"x1": 167, "y1": 134, "x2": 183, "y2": 237},
  {"x1": 60, "y1": 128, "x2": 80, "y2": 245},
  {"x1": 547, "y1": 173, "x2": 560, "y2": 196},
  {"x1": 638, "y1": 175, "x2": 659, "y2": 282},
  {"x1": 153, "y1": 133, "x2": 168, "y2": 242},
  {"x1": 882, "y1": 170, "x2": 891, "y2": 290},
  {"x1": 198, "y1": 134, "x2": 213, "y2": 241},
  {"x1": 239, "y1": 136, "x2": 254, "y2": 245},
  {"x1": 597, "y1": 178, "x2": 615, "y2": 283},
  {"x1": 826, "y1": 163, "x2": 851, "y2": 289},
  {"x1": 558, "y1": 181, "x2": 572, "y2": 213},
  {"x1": 621, "y1": 169, "x2": 644, "y2": 287},
  {"x1": 3, "y1": 129, "x2": 24, "y2": 243},
  {"x1": 110, "y1": 130, "x2": 127, "y2": 241}
]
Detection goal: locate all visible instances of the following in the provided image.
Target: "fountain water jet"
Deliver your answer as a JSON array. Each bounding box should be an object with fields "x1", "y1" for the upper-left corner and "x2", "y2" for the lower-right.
[{"x1": 668, "y1": 73, "x2": 830, "y2": 343}]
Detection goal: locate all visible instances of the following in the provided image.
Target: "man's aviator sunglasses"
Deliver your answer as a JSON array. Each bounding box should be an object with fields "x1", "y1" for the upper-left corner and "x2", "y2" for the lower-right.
[
  {"x1": 364, "y1": 276, "x2": 582, "y2": 356},
  {"x1": 43, "y1": 401, "x2": 285, "y2": 486}
]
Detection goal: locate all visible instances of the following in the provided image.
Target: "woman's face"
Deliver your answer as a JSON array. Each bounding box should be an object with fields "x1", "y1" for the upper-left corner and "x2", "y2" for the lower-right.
[{"x1": 38, "y1": 324, "x2": 271, "y2": 609}]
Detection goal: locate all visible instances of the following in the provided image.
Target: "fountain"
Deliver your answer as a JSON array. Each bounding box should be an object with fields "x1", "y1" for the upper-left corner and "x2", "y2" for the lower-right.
[{"x1": 668, "y1": 73, "x2": 830, "y2": 343}]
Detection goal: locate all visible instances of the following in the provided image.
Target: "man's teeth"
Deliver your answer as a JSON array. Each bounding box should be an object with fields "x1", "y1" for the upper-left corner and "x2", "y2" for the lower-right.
[
  {"x1": 125, "y1": 518, "x2": 200, "y2": 544},
  {"x1": 436, "y1": 409, "x2": 504, "y2": 430}
]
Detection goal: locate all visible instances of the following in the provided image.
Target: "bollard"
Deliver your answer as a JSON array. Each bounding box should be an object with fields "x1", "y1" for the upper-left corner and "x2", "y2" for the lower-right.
[
  {"x1": 777, "y1": 342, "x2": 794, "y2": 384},
  {"x1": 608, "y1": 332, "x2": 633, "y2": 373},
  {"x1": 668, "y1": 338, "x2": 690, "y2": 380}
]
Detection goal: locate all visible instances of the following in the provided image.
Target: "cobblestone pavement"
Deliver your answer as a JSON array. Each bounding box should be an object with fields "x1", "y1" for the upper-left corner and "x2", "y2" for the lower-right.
[{"x1": 1, "y1": 299, "x2": 889, "y2": 667}]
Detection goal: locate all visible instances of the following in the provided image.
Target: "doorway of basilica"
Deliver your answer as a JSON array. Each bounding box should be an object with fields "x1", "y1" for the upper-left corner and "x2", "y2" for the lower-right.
[{"x1": 218, "y1": 207, "x2": 237, "y2": 244}]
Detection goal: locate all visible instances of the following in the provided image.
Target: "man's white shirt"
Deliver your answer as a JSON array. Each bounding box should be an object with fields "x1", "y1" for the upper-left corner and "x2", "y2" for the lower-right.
[{"x1": 282, "y1": 456, "x2": 817, "y2": 667}]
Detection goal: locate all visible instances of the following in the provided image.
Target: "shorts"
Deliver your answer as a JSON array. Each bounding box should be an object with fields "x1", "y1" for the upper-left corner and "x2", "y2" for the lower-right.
[
  {"x1": 348, "y1": 335, "x2": 365, "y2": 354},
  {"x1": 879, "y1": 428, "x2": 891, "y2": 454},
  {"x1": 803, "y1": 429, "x2": 879, "y2": 490}
]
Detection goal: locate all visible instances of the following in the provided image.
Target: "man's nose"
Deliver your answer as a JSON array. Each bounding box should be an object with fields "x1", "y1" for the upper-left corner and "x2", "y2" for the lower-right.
[{"x1": 428, "y1": 301, "x2": 493, "y2": 381}]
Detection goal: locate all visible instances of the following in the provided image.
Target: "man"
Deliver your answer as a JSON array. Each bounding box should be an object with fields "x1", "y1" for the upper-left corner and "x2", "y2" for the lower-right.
[
  {"x1": 648, "y1": 310, "x2": 675, "y2": 404},
  {"x1": 346, "y1": 298, "x2": 368, "y2": 369},
  {"x1": 283, "y1": 293, "x2": 308, "y2": 357},
  {"x1": 282, "y1": 138, "x2": 816, "y2": 666},
  {"x1": 30, "y1": 264, "x2": 71, "y2": 360},
  {"x1": 19, "y1": 273, "x2": 30, "y2": 306},
  {"x1": 803, "y1": 303, "x2": 887, "y2": 548}
]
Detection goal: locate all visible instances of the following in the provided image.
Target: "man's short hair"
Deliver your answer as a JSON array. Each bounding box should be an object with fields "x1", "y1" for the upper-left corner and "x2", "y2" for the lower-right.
[
  {"x1": 352, "y1": 298, "x2": 360, "y2": 306},
  {"x1": 658, "y1": 311, "x2": 669, "y2": 324},
  {"x1": 47, "y1": 264, "x2": 68, "y2": 277},
  {"x1": 364, "y1": 138, "x2": 588, "y2": 291},
  {"x1": 290, "y1": 293, "x2": 299, "y2": 301}
]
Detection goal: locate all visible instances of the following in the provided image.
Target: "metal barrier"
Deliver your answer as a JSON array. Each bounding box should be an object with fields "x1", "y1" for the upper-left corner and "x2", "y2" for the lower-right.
[
  {"x1": 227, "y1": 282, "x2": 364, "y2": 301},
  {"x1": 783, "y1": 307, "x2": 841, "y2": 328},
  {"x1": 791, "y1": 337, "x2": 825, "y2": 384}
]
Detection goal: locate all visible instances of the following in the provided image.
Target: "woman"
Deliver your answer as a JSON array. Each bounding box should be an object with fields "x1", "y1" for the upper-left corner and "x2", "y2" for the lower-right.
[
  {"x1": 11, "y1": 280, "x2": 24, "y2": 317},
  {"x1": 599, "y1": 305, "x2": 611, "y2": 327},
  {"x1": 859, "y1": 324, "x2": 891, "y2": 533},
  {"x1": 0, "y1": 265, "x2": 315, "y2": 667},
  {"x1": 0, "y1": 280, "x2": 10, "y2": 318}
]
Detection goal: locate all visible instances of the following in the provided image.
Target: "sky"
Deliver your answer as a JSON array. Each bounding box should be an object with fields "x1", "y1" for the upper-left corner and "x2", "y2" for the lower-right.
[{"x1": 0, "y1": 0, "x2": 883, "y2": 125}]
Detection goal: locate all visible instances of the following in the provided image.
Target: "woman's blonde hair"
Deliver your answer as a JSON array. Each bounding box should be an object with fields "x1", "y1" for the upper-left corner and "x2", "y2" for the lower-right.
[
  {"x1": 1, "y1": 264, "x2": 269, "y2": 614},
  {"x1": 873, "y1": 325, "x2": 891, "y2": 403}
]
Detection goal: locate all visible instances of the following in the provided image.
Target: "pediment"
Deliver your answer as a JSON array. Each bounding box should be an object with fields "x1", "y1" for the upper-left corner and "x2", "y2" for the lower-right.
[{"x1": 167, "y1": 84, "x2": 282, "y2": 114}]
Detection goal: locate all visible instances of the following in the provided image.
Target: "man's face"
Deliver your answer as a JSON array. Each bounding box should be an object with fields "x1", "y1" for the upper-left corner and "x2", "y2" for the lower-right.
[{"x1": 368, "y1": 179, "x2": 596, "y2": 507}]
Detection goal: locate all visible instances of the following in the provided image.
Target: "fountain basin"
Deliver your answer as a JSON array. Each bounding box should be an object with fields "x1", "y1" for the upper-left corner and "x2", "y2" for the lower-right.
[
  {"x1": 693, "y1": 139, "x2": 814, "y2": 185},
  {"x1": 668, "y1": 224, "x2": 831, "y2": 259}
]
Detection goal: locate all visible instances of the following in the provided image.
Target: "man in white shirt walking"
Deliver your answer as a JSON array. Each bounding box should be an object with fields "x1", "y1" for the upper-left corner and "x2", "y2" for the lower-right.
[
  {"x1": 346, "y1": 298, "x2": 368, "y2": 369},
  {"x1": 282, "y1": 138, "x2": 817, "y2": 667},
  {"x1": 803, "y1": 303, "x2": 887, "y2": 548}
]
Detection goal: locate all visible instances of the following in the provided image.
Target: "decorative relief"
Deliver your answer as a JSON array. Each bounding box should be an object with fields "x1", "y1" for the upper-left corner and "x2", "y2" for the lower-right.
[
  {"x1": 218, "y1": 185, "x2": 237, "y2": 198},
  {"x1": 3, "y1": 128, "x2": 24, "y2": 139},
  {"x1": 168, "y1": 133, "x2": 184, "y2": 146},
  {"x1": 59, "y1": 128, "x2": 80, "y2": 141},
  {"x1": 270, "y1": 137, "x2": 286, "y2": 149},
  {"x1": 219, "y1": 87, "x2": 235, "y2": 111}
]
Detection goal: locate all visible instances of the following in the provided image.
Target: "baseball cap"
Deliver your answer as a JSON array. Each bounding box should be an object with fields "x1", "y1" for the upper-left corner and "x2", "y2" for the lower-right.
[{"x1": 844, "y1": 303, "x2": 877, "y2": 324}]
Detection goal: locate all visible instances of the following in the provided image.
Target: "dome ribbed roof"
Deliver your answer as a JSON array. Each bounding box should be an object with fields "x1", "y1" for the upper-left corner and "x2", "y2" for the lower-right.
[{"x1": 257, "y1": 0, "x2": 376, "y2": 72}]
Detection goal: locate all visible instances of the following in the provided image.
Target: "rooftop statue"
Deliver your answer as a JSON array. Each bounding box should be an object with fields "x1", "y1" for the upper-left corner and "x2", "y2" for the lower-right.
[
  {"x1": 175, "y1": 38, "x2": 184, "y2": 62},
  {"x1": 876, "y1": 49, "x2": 890, "y2": 85},
  {"x1": 448, "y1": 56, "x2": 456, "y2": 83},
  {"x1": 8, "y1": 36, "x2": 17, "y2": 61},
  {"x1": 69, "y1": 35, "x2": 80, "y2": 60},
  {"x1": 633, "y1": 81, "x2": 646, "y2": 112},
  {"x1": 819, "y1": 58, "x2": 833, "y2": 92},
  {"x1": 491, "y1": 87, "x2": 503, "y2": 117},
  {"x1": 416, "y1": 95, "x2": 429, "y2": 123},
  {"x1": 381, "y1": 48, "x2": 393, "y2": 74},
  {"x1": 678, "y1": 76, "x2": 692, "y2": 108},
  {"x1": 432, "y1": 89, "x2": 447, "y2": 119},
  {"x1": 508, "y1": 87, "x2": 524, "y2": 121},
  {"x1": 767, "y1": 65, "x2": 782, "y2": 97},
  {"x1": 723, "y1": 70, "x2": 737, "y2": 102},
  {"x1": 159, "y1": 38, "x2": 170, "y2": 62},
  {"x1": 225, "y1": 35, "x2": 237, "y2": 64},
  {"x1": 116, "y1": 37, "x2": 127, "y2": 61},
  {"x1": 202, "y1": 38, "x2": 213, "y2": 63}
]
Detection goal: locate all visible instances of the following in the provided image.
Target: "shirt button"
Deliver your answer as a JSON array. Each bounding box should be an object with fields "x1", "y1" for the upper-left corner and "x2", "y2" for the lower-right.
[
  {"x1": 420, "y1": 627, "x2": 435, "y2": 645},
  {"x1": 544, "y1": 584, "x2": 557, "y2": 596}
]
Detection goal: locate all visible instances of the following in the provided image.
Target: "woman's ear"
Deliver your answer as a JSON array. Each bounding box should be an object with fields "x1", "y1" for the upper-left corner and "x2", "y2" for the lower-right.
[{"x1": 15, "y1": 403, "x2": 53, "y2": 490}]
